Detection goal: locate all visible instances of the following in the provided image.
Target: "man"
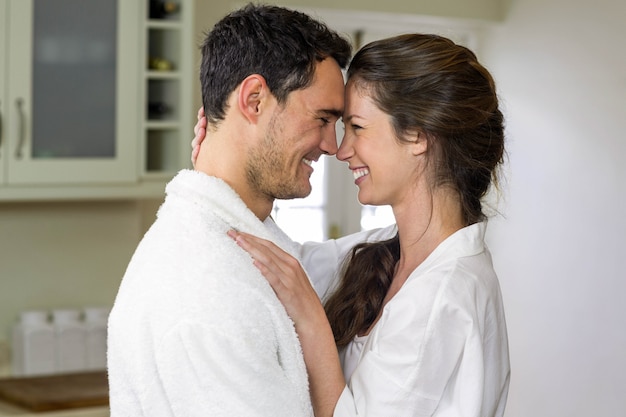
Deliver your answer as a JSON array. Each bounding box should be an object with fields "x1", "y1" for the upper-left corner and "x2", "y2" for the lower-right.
[{"x1": 107, "y1": 4, "x2": 351, "y2": 417}]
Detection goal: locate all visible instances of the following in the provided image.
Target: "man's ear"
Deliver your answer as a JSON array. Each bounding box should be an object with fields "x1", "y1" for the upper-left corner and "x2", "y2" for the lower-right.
[{"x1": 237, "y1": 74, "x2": 269, "y2": 124}]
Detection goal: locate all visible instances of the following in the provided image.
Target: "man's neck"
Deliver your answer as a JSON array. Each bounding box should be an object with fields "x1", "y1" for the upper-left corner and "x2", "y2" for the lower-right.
[
  {"x1": 195, "y1": 122, "x2": 273, "y2": 221},
  {"x1": 238, "y1": 187, "x2": 274, "y2": 221}
]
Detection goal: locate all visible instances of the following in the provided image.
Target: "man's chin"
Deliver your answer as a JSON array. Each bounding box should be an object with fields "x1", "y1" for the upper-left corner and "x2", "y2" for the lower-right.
[{"x1": 275, "y1": 185, "x2": 312, "y2": 200}]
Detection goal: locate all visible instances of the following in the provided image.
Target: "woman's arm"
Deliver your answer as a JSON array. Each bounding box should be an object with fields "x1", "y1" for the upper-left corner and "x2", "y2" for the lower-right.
[
  {"x1": 228, "y1": 230, "x2": 345, "y2": 417},
  {"x1": 299, "y1": 225, "x2": 398, "y2": 300}
]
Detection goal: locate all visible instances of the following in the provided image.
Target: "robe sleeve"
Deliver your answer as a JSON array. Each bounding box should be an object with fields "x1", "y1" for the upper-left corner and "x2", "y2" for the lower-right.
[{"x1": 155, "y1": 320, "x2": 311, "y2": 417}]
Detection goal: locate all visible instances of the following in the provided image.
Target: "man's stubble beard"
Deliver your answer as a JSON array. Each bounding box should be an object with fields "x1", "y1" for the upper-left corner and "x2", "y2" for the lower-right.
[{"x1": 245, "y1": 112, "x2": 311, "y2": 201}]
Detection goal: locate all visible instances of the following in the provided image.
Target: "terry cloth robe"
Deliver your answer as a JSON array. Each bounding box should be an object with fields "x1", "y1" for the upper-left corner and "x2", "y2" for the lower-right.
[{"x1": 107, "y1": 169, "x2": 312, "y2": 417}]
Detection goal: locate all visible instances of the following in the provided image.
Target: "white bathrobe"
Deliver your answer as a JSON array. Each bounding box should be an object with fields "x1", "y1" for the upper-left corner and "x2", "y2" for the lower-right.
[
  {"x1": 300, "y1": 223, "x2": 510, "y2": 417},
  {"x1": 107, "y1": 170, "x2": 312, "y2": 417}
]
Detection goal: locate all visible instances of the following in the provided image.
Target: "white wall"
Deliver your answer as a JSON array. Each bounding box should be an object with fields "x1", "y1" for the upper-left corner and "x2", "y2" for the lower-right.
[{"x1": 480, "y1": 0, "x2": 626, "y2": 415}]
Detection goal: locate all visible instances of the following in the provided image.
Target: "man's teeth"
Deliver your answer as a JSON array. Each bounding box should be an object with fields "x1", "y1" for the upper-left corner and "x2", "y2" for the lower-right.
[
  {"x1": 353, "y1": 168, "x2": 369, "y2": 180},
  {"x1": 302, "y1": 158, "x2": 313, "y2": 167}
]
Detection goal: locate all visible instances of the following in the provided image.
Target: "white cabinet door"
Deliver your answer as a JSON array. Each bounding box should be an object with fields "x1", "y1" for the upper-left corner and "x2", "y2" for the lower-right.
[{"x1": 4, "y1": 0, "x2": 141, "y2": 185}]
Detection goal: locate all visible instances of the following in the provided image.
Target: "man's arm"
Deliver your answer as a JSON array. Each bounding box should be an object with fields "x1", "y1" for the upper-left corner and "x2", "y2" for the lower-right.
[{"x1": 156, "y1": 320, "x2": 311, "y2": 417}]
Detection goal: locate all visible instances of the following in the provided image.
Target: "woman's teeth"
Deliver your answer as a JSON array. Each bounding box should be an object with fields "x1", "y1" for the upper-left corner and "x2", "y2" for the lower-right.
[
  {"x1": 302, "y1": 158, "x2": 313, "y2": 167},
  {"x1": 353, "y1": 168, "x2": 369, "y2": 180}
]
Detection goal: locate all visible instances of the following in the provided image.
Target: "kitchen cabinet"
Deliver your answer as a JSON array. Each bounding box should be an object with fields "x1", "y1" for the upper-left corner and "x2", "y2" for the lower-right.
[
  {"x1": 1, "y1": 0, "x2": 140, "y2": 186},
  {"x1": 0, "y1": 0, "x2": 193, "y2": 201}
]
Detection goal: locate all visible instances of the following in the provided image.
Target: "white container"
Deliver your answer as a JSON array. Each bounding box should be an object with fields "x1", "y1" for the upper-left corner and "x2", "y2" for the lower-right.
[
  {"x1": 52, "y1": 309, "x2": 87, "y2": 373},
  {"x1": 11, "y1": 310, "x2": 56, "y2": 376},
  {"x1": 83, "y1": 307, "x2": 110, "y2": 370}
]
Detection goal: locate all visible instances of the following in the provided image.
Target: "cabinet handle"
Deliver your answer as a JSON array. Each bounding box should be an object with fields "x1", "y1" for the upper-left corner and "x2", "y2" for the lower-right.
[
  {"x1": 15, "y1": 98, "x2": 26, "y2": 159},
  {"x1": 0, "y1": 100, "x2": 3, "y2": 156}
]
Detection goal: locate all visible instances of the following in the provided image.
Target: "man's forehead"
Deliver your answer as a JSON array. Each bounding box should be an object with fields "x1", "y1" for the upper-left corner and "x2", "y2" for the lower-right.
[{"x1": 280, "y1": 59, "x2": 344, "y2": 115}]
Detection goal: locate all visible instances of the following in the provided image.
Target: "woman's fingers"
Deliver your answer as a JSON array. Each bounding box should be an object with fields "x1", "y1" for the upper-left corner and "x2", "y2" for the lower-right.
[
  {"x1": 227, "y1": 230, "x2": 325, "y2": 328},
  {"x1": 192, "y1": 108, "x2": 206, "y2": 139},
  {"x1": 191, "y1": 107, "x2": 207, "y2": 165},
  {"x1": 228, "y1": 230, "x2": 310, "y2": 295},
  {"x1": 229, "y1": 231, "x2": 289, "y2": 276}
]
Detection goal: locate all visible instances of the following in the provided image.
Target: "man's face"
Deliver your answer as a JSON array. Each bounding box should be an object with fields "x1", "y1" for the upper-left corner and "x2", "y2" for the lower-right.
[{"x1": 246, "y1": 58, "x2": 345, "y2": 200}]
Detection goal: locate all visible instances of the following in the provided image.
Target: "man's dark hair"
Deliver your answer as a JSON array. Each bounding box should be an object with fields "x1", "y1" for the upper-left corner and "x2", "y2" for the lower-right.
[{"x1": 200, "y1": 3, "x2": 352, "y2": 125}]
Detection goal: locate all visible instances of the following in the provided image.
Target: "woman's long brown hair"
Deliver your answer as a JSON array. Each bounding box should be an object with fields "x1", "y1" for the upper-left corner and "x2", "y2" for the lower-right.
[{"x1": 324, "y1": 33, "x2": 505, "y2": 348}]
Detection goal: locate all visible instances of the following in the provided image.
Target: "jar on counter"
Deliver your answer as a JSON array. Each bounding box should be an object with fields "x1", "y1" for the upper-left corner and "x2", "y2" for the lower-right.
[
  {"x1": 84, "y1": 307, "x2": 110, "y2": 370},
  {"x1": 52, "y1": 309, "x2": 87, "y2": 373},
  {"x1": 12, "y1": 310, "x2": 56, "y2": 376}
]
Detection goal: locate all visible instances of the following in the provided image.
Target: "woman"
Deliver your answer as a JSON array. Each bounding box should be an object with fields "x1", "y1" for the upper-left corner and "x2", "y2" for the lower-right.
[{"x1": 196, "y1": 33, "x2": 510, "y2": 417}]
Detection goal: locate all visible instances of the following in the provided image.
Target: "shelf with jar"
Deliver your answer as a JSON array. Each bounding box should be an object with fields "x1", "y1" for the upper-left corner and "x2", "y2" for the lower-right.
[{"x1": 141, "y1": 0, "x2": 193, "y2": 179}]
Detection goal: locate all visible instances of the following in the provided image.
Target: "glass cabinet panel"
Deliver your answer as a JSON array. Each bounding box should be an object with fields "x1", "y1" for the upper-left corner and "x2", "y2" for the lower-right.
[{"x1": 31, "y1": 0, "x2": 117, "y2": 158}]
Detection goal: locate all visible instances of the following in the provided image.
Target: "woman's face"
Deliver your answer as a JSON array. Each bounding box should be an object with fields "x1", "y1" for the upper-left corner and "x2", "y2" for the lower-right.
[{"x1": 337, "y1": 81, "x2": 422, "y2": 208}]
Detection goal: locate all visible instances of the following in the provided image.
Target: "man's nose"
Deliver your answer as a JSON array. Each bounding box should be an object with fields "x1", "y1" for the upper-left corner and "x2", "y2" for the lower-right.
[{"x1": 320, "y1": 126, "x2": 339, "y2": 156}]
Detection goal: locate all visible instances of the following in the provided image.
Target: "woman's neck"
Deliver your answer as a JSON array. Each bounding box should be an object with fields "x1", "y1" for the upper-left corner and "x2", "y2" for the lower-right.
[
  {"x1": 361, "y1": 186, "x2": 467, "y2": 335},
  {"x1": 392, "y1": 186, "x2": 465, "y2": 281}
]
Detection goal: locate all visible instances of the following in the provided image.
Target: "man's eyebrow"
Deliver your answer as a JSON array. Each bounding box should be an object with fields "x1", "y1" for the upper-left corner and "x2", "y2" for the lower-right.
[{"x1": 319, "y1": 109, "x2": 343, "y2": 118}]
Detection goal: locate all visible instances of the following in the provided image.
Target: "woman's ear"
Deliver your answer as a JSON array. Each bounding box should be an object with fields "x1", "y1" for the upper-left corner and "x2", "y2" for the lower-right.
[
  {"x1": 237, "y1": 74, "x2": 269, "y2": 124},
  {"x1": 409, "y1": 131, "x2": 428, "y2": 156}
]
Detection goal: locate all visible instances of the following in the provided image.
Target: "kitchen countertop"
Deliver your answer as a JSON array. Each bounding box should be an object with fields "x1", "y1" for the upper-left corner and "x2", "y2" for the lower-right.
[
  {"x1": 0, "y1": 372, "x2": 108, "y2": 417},
  {"x1": 0, "y1": 401, "x2": 108, "y2": 417}
]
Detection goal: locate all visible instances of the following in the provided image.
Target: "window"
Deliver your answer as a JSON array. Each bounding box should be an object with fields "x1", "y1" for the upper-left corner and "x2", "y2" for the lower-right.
[{"x1": 272, "y1": 156, "x2": 327, "y2": 243}]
